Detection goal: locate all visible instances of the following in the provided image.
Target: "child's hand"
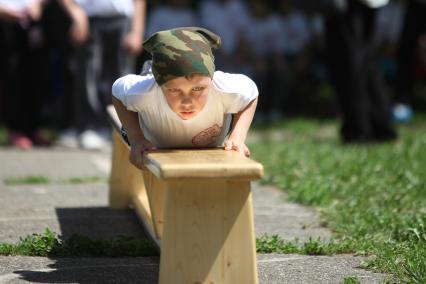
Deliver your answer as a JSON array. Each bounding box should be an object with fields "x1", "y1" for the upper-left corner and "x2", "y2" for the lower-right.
[
  {"x1": 129, "y1": 138, "x2": 156, "y2": 169},
  {"x1": 224, "y1": 138, "x2": 250, "y2": 157}
]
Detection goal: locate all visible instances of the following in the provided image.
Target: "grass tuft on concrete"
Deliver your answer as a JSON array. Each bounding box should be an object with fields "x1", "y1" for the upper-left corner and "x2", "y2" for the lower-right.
[
  {"x1": 0, "y1": 229, "x2": 158, "y2": 257},
  {"x1": 342, "y1": 276, "x2": 361, "y2": 284},
  {"x1": 4, "y1": 176, "x2": 106, "y2": 185}
]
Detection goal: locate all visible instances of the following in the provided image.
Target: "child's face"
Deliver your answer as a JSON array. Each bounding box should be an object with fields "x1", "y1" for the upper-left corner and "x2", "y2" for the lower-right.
[{"x1": 160, "y1": 75, "x2": 212, "y2": 120}]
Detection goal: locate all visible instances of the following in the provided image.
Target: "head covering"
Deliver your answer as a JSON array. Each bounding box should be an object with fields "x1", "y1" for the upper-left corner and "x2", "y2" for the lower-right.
[{"x1": 143, "y1": 27, "x2": 221, "y2": 85}]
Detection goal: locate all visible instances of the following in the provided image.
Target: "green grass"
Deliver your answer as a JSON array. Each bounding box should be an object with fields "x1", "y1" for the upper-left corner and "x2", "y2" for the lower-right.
[
  {"x1": 249, "y1": 116, "x2": 426, "y2": 283},
  {"x1": 0, "y1": 229, "x2": 158, "y2": 257},
  {"x1": 4, "y1": 176, "x2": 107, "y2": 185},
  {"x1": 256, "y1": 235, "x2": 356, "y2": 255},
  {"x1": 342, "y1": 276, "x2": 361, "y2": 284},
  {"x1": 65, "y1": 176, "x2": 105, "y2": 184},
  {"x1": 4, "y1": 176, "x2": 50, "y2": 185},
  {"x1": 0, "y1": 230, "x2": 357, "y2": 258}
]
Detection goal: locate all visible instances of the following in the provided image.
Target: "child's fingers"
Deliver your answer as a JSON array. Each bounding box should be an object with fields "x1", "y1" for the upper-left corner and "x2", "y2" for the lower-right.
[
  {"x1": 232, "y1": 144, "x2": 247, "y2": 157},
  {"x1": 233, "y1": 143, "x2": 251, "y2": 157},
  {"x1": 224, "y1": 141, "x2": 249, "y2": 157},
  {"x1": 224, "y1": 140, "x2": 233, "y2": 150},
  {"x1": 232, "y1": 143, "x2": 241, "y2": 152}
]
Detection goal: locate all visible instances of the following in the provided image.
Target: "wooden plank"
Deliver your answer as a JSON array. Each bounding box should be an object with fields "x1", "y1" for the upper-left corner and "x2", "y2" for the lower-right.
[
  {"x1": 143, "y1": 170, "x2": 166, "y2": 240},
  {"x1": 159, "y1": 179, "x2": 258, "y2": 284},
  {"x1": 132, "y1": 192, "x2": 160, "y2": 249},
  {"x1": 144, "y1": 149, "x2": 264, "y2": 180},
  {"x1": 222, "y1": 180, "x2": 258, "y2": 284},
  {"x1": 109, "y1": 131, "x2": 141, "y2": 208}
]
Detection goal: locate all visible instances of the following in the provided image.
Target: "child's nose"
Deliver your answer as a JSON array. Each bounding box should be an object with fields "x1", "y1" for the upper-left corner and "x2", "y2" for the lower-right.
[{"x1": 181, "y1": 95, "x2": 192, "y2": 105}]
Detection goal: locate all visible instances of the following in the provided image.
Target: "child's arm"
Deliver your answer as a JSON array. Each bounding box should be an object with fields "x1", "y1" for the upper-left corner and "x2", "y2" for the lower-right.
[
  {"x1": 112, "y1": 96, "x2": 156, "y2": 169},
  {"x1": 224, "y1": 97, "x2": 258, "y2": 157}
]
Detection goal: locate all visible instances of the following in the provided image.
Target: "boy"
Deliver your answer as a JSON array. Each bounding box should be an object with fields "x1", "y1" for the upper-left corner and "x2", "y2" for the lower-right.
[{"x1": 112, "y1": 27, "x2": 258, "y2": 169}]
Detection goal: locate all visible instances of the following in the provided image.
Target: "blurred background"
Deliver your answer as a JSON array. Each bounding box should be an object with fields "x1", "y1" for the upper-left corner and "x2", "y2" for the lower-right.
[
  {"x1": 1, "y1": 2, "x2": 425, "y2": 282},
  {"x1": 0, "y1": 0, "x2": 425, "y2": 150}
]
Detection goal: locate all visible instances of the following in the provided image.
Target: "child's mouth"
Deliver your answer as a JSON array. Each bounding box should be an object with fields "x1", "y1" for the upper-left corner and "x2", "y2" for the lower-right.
[{"x1": 181, "y1": 111, "x2": 194, "y2": 116}]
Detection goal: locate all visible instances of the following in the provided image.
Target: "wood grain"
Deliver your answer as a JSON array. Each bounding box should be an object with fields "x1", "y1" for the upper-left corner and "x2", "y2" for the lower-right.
[
  {"x1": 144, "y1": 148, "x2": 264, "y2": 180},
  {"x1": 159, "y1": 179, "x2": 258, "y2": 284}
]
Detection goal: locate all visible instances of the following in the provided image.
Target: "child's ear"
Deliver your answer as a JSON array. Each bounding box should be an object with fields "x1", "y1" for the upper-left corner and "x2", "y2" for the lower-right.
[{"x1": 191, "y1": 27, "x2": 222, "y2": 50}]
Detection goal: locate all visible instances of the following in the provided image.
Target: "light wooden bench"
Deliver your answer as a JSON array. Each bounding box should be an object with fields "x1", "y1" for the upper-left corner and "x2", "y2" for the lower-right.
[{"x1": 107, "y1": 106, "x2": 264, "y2": 284}]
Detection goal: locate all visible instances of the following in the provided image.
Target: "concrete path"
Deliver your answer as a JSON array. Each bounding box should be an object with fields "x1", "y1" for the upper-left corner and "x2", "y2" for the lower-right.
[{"x1": 0, "y1": 148, "x2": 389, "y2": 283}]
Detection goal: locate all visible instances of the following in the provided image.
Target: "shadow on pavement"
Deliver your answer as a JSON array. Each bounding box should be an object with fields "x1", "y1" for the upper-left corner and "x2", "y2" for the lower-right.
[
  {"x1": 56, "y1": 207, "x2": 147, "y2": 240},
  {"x1": 13, "y1": 257, "x2": 159, "y2": 284},
  {"x1": 14, "y1": 207, "x2": 159, "y2": 284}
]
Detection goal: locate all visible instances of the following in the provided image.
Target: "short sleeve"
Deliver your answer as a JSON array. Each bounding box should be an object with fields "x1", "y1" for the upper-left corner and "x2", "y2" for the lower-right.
[
  {"x1": 212, "y1": 71, "x2": 258, "y2": 114},
  {"x1": 112, "y1": 73, "x2": 156, "y2": 112}
]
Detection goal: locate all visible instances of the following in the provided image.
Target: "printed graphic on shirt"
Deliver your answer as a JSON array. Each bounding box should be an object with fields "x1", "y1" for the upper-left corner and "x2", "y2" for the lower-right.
[{"x1": 192, "y1": 124, "x2": 222, "y2": 146}]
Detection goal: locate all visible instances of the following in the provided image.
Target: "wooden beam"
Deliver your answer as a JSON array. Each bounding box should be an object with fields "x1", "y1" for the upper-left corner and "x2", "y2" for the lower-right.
[{"x1": 144, "y1": 149, "x2": 264, "y2": 180}]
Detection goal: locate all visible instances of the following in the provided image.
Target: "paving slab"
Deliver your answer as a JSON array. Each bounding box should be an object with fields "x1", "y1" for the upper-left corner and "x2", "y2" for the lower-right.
[
  {"x1": 0, "y1": 148, "x2": 111, "y2": 180},
  {"x1": 0, "y1": 255, "x2": 389, "y2": 284},
  {"x1": 0, "y1": 147, "x2": 390, "y2": 283},
  {"x1": 257, "y1": 254, "x2": 389, "y2": 283},
  {"x1": 253, "y1": 184, "x2": 331, "y2": 242},
  {"x1": 0, "y1": 183, "x2": 145, "y2": 242}
]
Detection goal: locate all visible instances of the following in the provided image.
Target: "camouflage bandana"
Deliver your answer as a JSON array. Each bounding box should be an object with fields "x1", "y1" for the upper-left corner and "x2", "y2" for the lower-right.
[{"x1": 143, "y1": 27, "x2": 221, "y2": 85}]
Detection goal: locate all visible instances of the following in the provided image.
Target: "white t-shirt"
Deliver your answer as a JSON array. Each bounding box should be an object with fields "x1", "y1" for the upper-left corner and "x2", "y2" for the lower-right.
[
  {"x1": 112, "y1": 71, "x2": 258, "y2": 148},
  {"x1": 0, "y1": 0, "x2": 37, "y2": 11},
  {"x1": 74, "y1": 0, "x2": 134, "y2": 17}
]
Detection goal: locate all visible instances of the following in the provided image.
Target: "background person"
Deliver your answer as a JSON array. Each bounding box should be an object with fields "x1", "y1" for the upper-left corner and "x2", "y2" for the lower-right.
[
  {"x1": 57, "y1": 0, "x2": 146, "y2": 149},
  {"x1": 0, "y1": 0, "x2": 49, "y2": 149},
  {"x1": 324, "y1": 0, "x2": 397, "y2": 143}
]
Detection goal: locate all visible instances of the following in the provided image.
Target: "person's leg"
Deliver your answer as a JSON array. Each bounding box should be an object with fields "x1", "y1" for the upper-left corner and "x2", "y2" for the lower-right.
[
  {"x1": 1, "y1": 23, "x2": 35, "y2": 148},
  {"x1": 1, "y1": 20, "x2": 50, "y2": 147},
  {"x1": 363, "y1": 5, "x2": 397, "y2": 141},
  {"x1": 76, "y1": 18, "x2": 116, "y2": 149},
  {"x1": 26, "y1": 22, "x2": 50, "y2": 142},
  {"x1": 70, "y1": 18, "x2": 103, "y2": 131},
  {"x1": 99, "y1": 17, "x2": 133, "y2": 110},
  {"x1": 325, "y1": 5, "x2": 372, "y2": 142},
  {"x1": 394, "y1": 0, "x2": 426, "y2": 105},
  {"x1": 0, "y1": 23, "x2": 6, "y2": 124},
  {"x1": 74, "y1": 17, "x2": 132, "y2": 149},
  {"x1": 41, "y1": 0, "x2": 74, "y2": 130}
]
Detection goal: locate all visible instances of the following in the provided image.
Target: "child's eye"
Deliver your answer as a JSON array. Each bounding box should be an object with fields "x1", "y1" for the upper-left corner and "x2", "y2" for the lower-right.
[
  {"x1": 168, "y1": 88, "x2": 180, "y2": 93},
  {"x1": 192, "y1": 86, "x2": 205, "y2": 92}
]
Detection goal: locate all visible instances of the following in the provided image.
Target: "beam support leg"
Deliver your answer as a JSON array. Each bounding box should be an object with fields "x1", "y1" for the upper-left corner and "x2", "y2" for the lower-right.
[{"x1": 159, "y1": 179, "x2": 258, "y2": 284}]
